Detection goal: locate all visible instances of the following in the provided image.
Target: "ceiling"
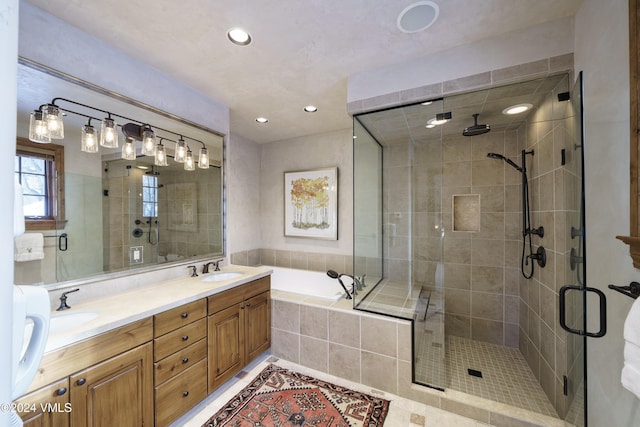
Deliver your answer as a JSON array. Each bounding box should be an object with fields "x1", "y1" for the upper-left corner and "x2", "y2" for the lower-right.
[
  {"x1": 23, "y1": 0, "x2": 583, "y2": 144},
  {"x1": 357, "y1": 73, "x2": 570, "y2": 146}
]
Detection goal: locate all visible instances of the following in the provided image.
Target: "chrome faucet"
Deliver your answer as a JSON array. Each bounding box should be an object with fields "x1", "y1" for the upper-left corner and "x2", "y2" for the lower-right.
[{"x1": 57, "y1": 288, "x2": 79, "y2": 311}]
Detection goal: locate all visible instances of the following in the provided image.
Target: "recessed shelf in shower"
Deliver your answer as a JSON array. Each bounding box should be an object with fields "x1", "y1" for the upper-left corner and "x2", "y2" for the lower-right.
[{"x1": 452, "y1": 194, "x2": 480, "y2": 232}]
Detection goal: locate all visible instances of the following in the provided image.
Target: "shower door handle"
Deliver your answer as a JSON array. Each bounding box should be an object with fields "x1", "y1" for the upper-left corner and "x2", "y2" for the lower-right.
[
  {"x1": 559, "y1": 285, "x2": 607, "y2": 338},
  {"x1": 58, "y1": 233, "x2": 68, "y2": 251}
]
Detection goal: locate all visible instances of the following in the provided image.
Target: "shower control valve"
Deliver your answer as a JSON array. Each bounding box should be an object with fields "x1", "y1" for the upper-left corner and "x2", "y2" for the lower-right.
[{"x1": 526, "y1": 226, "x2": 544, "y2": 238}]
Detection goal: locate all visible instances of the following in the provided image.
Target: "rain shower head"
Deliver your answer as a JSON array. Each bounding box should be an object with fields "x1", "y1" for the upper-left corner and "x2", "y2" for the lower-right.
[
  {"x1": 463, "y1": 113, "x2": 490, "y2": 136},
  {"x1": 486, "y1": 152, "x2": 523, "y2": 173}
]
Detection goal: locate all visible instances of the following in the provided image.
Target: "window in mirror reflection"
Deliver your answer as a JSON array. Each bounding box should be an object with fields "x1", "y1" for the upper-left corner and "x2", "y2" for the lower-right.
[
  {"x1": 15, "y1": 138, "x2": 65, "y2": 230},
  {"x1": 142, "y1": 174, "x2": 158, "y2": 218}
]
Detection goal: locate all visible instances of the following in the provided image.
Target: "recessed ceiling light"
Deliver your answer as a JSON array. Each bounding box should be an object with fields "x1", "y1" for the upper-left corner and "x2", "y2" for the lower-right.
[
  {"x1": 227, "y1": 27, "x2": 252, "y2": 46},
  {"x1": 256, "y1": 117, "x2": 269, "y2": 123},
  {"x1": 420, "y1": 101, "x2": 433, "y2": 106},
  {"x1": 425, "y1": 124, "x2": 436, "y2": 129},
  {"x1": 304, "y1": 105, "x2": 318, "y2": 113},
  {"x1": 502, "y1": 103, "x2": 533, "y2": 115},
  {"x1": 397, "y1": 1, "x2": 439, "y2": 33}
]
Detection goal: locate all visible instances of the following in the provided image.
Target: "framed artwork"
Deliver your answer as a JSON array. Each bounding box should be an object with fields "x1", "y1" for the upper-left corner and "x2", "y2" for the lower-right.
[{"x1": 284, "y1": 167, "x2": 338, "y2": 240}]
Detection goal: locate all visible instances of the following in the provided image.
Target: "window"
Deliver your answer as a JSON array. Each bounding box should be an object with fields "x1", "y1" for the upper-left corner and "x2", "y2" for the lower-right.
[
  {"x1": 142, "y1": 174, "x2": 158, "y2": 218},
  {"x1": 15, "y1": 138, "x2": 65, "y2": 230}
]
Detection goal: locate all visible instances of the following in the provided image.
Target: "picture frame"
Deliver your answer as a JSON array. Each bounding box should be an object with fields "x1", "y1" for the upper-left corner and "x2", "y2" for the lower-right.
[{"x1": 284, "y1": 167, "x2": 338, "y2": 240}]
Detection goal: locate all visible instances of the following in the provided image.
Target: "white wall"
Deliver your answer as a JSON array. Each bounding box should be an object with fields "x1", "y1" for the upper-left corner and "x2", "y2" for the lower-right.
[
  {"x1": 1, "y1": 0, "x2": 19, "y2": 423},
  {"x1": 260, "y1": 129, "x2": 353, "y2": 254},
  {"x1": 226, "y1": 133, "x2": 262, "y2": 254},
  {"x1": 348, "y1": 16, "x2": 575, "y2": 103},
  {"x1": 575, "y1": 1, "x2": 640, "y2": 425}
]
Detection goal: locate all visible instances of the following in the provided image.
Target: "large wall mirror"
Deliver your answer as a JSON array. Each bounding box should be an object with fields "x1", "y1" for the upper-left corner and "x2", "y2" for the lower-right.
[{"x1": 15, "y1": 59, "x2": 225, "y2": 286}]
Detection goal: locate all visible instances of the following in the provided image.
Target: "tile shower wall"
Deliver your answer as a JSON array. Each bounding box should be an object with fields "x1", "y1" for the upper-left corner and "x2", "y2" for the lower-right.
[
  {"x1": 516, "y1": 78, "x2": 579, "y2": 418},
  {"x1": 437, "y1": 129, "x2": 522, "y2": 348}
]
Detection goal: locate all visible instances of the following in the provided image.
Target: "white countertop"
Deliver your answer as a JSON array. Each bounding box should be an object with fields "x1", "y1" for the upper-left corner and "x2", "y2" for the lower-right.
[{"x1": 42, "y1": 265, "x2": 272, "y2": 353}]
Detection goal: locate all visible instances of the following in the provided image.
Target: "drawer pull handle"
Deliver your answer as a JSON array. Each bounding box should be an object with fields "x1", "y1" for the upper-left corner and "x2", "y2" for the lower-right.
[
  {"x1": 56, "y1": 387, "x2": 67, "y2": 396},
  {"x1": 182, "y1": 335, "x2": 189, "y2": 341},
  {"x1": 182, "y1": 391, "x2": 189, "y2": 397},
  {"x1": 77, "y1": 378, "x2": 86, "y2": 386},
  {"x1": 181, "y1": 312, "x2": 189, "y2": 319},
  {"x1": 246, "y1": 303, "x2": 251, "y2": 307},
  {"x1": 182, "y1": 357, "x2": 189, "y2": 364}
]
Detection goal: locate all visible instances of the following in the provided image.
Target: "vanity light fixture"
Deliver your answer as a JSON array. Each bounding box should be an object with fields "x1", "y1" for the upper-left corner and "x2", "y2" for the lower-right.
[
  {"x1": 122, "y1": 137, "x2": 136, "y2": 160},
  {"x1": 304, "y1": 105, "x2": 318, "y2": 113},
  {"x1": 227, "y1": 27, "x2": 252, "y2": 46},
  {"x1": 174, "y1": 137, "x2": 187, "y2": 163},
  {"x1": 184, "y1": 147, "x2": 196, "y2": 171},
  {"x1": 141, "y1": 125, "x2": 156, "y2": 156},
  {"x1": 27, "y1": 97, "x2": 213, "y2": 170},
  {"x1": 256, "y1": 117, "x2": 269, "y2": 123},
  {"x1": 155, "y1": 138, "x2": 169, "y2": 166},
  {"x1": 28, "y1": 110, "x2": 51, "y2": 144},
  {"x1": 502, "y1": 103, "x2": 533, "y2": 115},
  {"x1": 43, "y1": 104, "x2": 64, "y2": 139},
  {"x1": 198, "y1": 145, "x2": 209, "y2": 169},
  {"x1": 81, "y1": 118, "x2": 99, "y2": 153},
  {"x1": 99, "y1": 114, "x2": 118, "y2": 148}
]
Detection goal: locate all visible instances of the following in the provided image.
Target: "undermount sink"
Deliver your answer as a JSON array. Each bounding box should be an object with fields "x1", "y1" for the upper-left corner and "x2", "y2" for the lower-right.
[
  {"x1": 49, "y1": 311, "x2": 99, "y2": 334},
  {"x1": 200, "y1": 272, "x2": 243, "y2": 282}
]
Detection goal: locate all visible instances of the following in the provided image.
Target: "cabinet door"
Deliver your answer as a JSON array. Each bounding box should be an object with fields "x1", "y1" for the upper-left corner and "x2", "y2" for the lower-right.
[
  {"x1": 244, "y1": 291, "x2": 271, "y2": 363},
  {"x1": 208, "y1": 304, "x2": 243, "y2": 391},
  {"x1": 16, "y1": 378, "x2": 70, "y2": 427},
  {"x1": 70, "y1": 342, "x2": 153, "y2": 427}
]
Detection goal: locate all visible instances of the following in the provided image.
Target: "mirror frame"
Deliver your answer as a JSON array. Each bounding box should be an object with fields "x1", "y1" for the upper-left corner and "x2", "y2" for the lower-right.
[
  {"x1": 617, "y1": 0, "x2": 640, "y2": 267},
  {"x1": 17, "y1": 58, "x2": 227, "y2": 288}
]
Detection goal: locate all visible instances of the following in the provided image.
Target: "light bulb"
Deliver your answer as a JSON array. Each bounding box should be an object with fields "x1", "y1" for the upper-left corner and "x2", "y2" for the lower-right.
[
  {"x1": 81, "y1": 124, "x2": 99, "y2": 153},
  {"x1": 43, "y1": 104, "x2": 64, "y2": 139},
  {"x1": 122, "y1": 138, "x2": 136, "y2": 160},
  {"x1": 141, "y1": 126, "x2": 156, "y2": 156},
  {"x1": 174, "y1": 138, "x2": 186, "y2": 163},
  {"x1": 28, "y1": 110, "x2": 51, "y2": 143},
  {"x1": 198, "y1": 147, "x2": 209, "y2": 169},
  {"x1": 100, "y1": 117, "x2": 119, "y2": 148},
  {"x1": 155, "y1": 142, "x2": 168, "y2": 166},
  {"x1": 184, "y1": 149, "x2": 195, "y2": 171}
]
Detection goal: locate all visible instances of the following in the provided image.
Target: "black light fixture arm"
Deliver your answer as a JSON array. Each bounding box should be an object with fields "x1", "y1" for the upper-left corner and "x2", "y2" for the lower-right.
[{"x1": 39, "y1": 97, "x2": 207, "y2": 147}]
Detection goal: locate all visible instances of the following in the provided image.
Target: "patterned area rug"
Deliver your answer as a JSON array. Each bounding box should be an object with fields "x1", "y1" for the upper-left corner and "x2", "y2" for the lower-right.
[{"x1": 202, "y1": 364, "x2": 390, "y2": 426}]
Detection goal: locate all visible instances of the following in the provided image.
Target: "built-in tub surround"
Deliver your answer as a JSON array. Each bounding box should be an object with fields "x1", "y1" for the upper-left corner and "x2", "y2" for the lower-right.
[
  {"x1": 271, "y1": 273, "x2": 565, "y2": 427},
  {"x1": 230, "y1": 248, "x2": 354, "y2": 276}
]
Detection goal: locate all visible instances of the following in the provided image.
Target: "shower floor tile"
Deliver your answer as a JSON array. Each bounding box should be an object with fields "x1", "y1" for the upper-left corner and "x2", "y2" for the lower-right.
[{"x1": 445, "y1": 336, "x2": 558, "y2": 418}]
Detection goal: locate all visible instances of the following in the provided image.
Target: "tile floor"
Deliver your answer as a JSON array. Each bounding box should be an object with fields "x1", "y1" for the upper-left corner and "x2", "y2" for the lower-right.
[{"x1": 171, "y1": 354, "x2": 496, "y2": 427}]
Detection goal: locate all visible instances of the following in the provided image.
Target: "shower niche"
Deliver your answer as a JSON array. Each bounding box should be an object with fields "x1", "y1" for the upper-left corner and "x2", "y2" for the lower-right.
[{"x1": 353, "y1": 72, "x2": 586, "y2": 425}]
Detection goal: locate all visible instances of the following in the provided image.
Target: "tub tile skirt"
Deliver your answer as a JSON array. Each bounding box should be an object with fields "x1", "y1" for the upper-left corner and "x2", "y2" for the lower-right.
[{"x1": 200, "y1": 364, "x2": 389, "y2": 427}]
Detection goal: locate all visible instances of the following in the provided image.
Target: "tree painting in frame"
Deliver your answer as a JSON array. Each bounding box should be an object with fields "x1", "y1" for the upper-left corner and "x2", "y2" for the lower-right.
[{"x1": 284, "y1": 167, "x2": 338, "y2": 240}]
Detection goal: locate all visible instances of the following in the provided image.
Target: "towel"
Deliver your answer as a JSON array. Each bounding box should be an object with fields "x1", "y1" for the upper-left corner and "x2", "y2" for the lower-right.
[
  {"x1": 14, "y1": 233, "x2": 44, "y2": 262},
  {"x1": 622, "y1": 297, "x2": 640, "y2": 399}
]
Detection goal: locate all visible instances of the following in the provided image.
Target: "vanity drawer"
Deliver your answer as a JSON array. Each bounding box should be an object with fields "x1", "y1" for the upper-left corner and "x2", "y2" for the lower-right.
[
  {"x1": 154, "y1": 299, "x2": 206, "y2": 337},
  {"x1": 155, "y1": 359, "x2": 207, "y2": 427},
  {"x1": 154, "y1": 318, "x2": 206, "y2": 361},
  {"x1": 207, "y1": 276, "x2": 270, "y2": 315},
  {"x1": 154, "y1": 338, "x2": 207, "y2": 385}
]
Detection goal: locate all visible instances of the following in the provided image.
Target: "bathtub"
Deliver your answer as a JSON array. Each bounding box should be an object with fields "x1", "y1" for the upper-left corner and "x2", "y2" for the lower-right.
[{"x1": 267, "y1": 266, "x2": 346, "y2": 301}]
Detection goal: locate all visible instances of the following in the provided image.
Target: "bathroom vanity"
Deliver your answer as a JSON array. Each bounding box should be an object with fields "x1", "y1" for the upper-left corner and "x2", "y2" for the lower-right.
[{"x1": 15, "y1": 266, "x2": 271, "y2": 427}]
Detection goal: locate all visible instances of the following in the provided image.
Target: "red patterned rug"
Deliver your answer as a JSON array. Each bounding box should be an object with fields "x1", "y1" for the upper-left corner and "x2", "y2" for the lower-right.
[{"x1": 202, "y1": 364, "x2": 390, "y2": 426}]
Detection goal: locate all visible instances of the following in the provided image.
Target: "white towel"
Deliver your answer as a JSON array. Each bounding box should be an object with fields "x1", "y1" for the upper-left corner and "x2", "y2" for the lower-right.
[
  {"x1": 624, "y1": 296, "x2": 640, "y2": 346},
  {"x1": 622, "y1": 297, "x2": 640, "y2": 399},
  {"x1": 14, "y1": 233, "x2": 44, "y2": 262}
]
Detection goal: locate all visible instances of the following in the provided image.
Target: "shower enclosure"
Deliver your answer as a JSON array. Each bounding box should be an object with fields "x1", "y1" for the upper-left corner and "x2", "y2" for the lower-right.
[{"x1": 353, "y1": 73, "x2": 587, "y2": 425}]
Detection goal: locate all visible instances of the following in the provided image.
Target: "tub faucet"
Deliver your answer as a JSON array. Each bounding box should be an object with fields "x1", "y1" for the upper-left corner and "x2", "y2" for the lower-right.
[
  {"x1": 57, "y1": 288, "x2": 79, "y2": 311},
  {"x1": 326, "y1": 270, "x2": 353, "y2": 300},
  {"x1": 354, "y1": 274, "x2": 366, "y2": 291}
]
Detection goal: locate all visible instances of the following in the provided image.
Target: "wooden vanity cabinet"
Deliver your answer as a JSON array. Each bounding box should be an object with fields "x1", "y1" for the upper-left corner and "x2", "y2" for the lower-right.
[
  {"x1": 70, "y1": 342, "x2": 153, "y2": 427},
  {"x1": 153, "y1": 299, "x2": 208, "y2": 427},
  {"x1": 16, "y1": 378, "x2": 70, "y2": 427},
  {"x1": 207, "y1": 277, "x2": 270, "y2": 391}
]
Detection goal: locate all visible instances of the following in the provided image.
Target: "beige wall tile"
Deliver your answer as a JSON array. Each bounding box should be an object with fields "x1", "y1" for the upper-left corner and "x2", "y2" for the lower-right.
[
  {"x1": 300, "y1": 305, "x2": 328, "y2": 339},
  {"x1": 440, "y1": 398, "x2": 490, "y2": 423},
  {"x1": 361, "y1": 316, "x2": 398, "y2": 357},
  {"x1": 271, "y1": 328, "x2": 299, "y2": 363},
  {"x1": 300, "y1": 335, "x2": 328, "y2": 373},
  {"x1": 329, "y1": 310, "x2": 361, "y2": 347},
  {"x1": 328, "y1": 342, "x2": 361, "y2": 383},
  {"x1": 361, "y1": 351, "x2": 398, "y2": 394},
  {"x1": 272, "y1": 299, "x2": 300, "y2": 333}
]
